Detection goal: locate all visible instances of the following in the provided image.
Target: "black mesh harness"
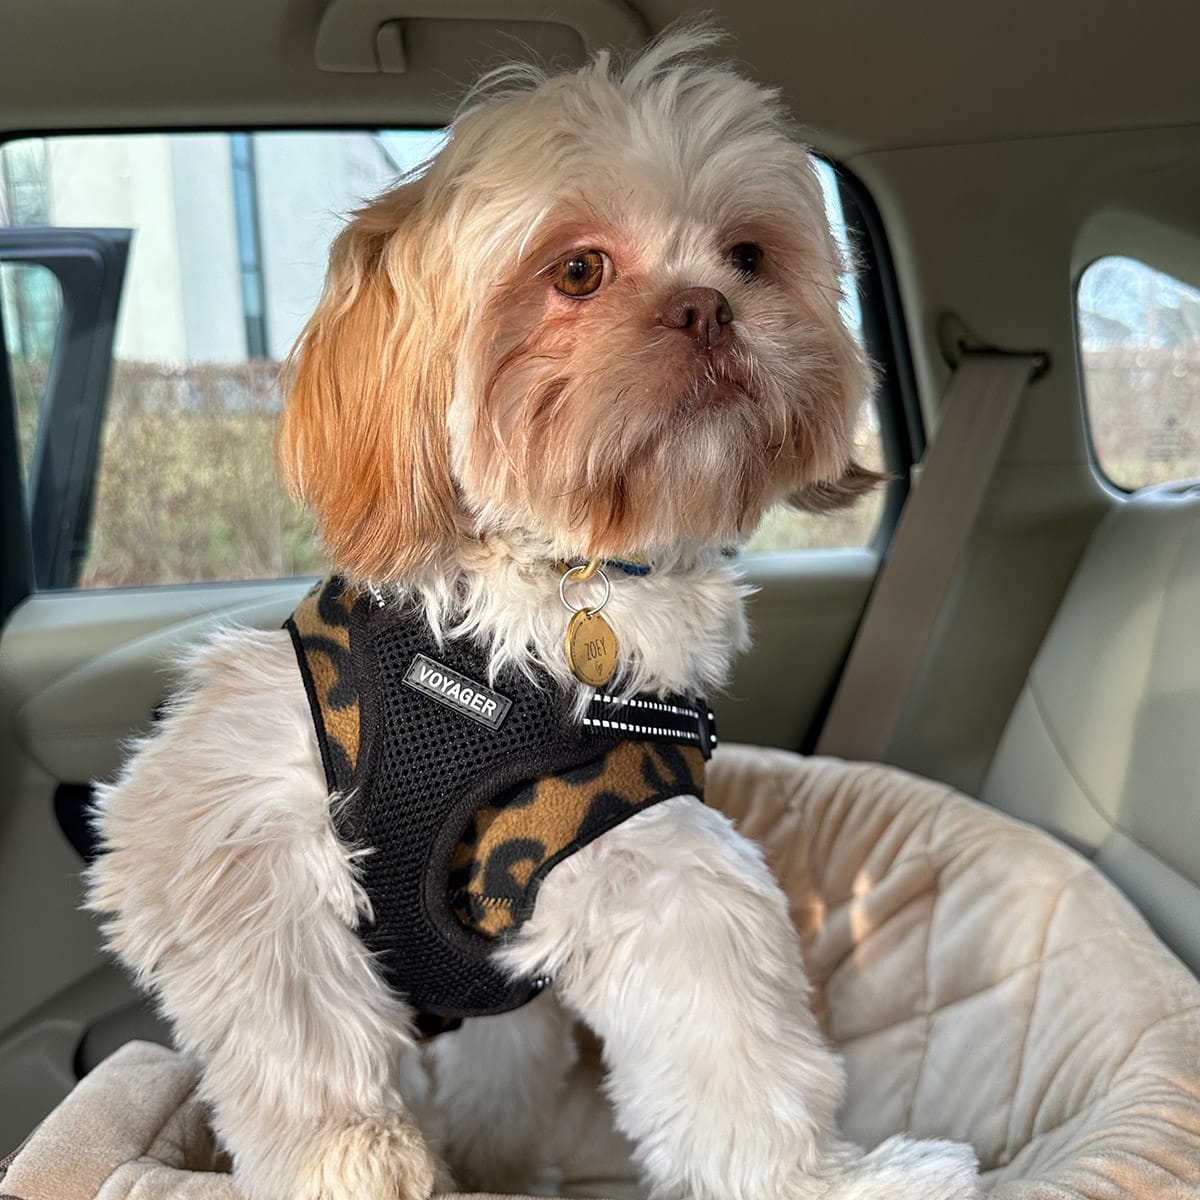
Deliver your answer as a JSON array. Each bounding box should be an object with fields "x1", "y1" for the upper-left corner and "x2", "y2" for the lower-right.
[{"x1": 286, "y1": 576, "x2": 716, "y2": 1032}]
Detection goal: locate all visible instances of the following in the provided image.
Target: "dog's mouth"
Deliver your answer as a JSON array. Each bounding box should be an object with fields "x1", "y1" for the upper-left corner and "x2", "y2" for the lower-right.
[
  {"x1": 679, "y1": 378, "x2": 753, "y2": 412},
  {"x1": 664, "y1": 357, "x2": 756, "y2": 413}
]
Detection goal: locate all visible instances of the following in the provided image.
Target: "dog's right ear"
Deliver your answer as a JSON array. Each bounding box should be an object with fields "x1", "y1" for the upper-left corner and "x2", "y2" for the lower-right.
[
  {"x1": 787, "y1": 460, "x2": 891, "y2": 513},
  {"x1": 277, "y1": 181, "x2": 462, "y2": 581}
]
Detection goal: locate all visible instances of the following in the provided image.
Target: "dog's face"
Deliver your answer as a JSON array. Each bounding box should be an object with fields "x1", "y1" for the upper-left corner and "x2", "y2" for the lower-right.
[{"x1": 279, "y1": 33, "x2": 877, "y2": 581}]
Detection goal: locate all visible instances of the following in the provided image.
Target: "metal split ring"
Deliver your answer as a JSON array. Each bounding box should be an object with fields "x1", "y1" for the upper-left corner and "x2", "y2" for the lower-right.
[{"x1": 559, "y1": 561, "x2": 611, "y2": 615}]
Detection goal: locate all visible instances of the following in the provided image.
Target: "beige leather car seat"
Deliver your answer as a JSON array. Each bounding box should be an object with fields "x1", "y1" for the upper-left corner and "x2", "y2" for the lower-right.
[{"x1": 982, "y1": 480, "x2": 1200, "y2": 973}]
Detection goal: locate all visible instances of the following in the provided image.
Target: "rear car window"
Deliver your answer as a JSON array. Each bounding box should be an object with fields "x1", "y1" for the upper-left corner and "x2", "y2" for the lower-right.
[
  {"x1": 1, "y1": 132, "x2": 886, "y2": 589},
  {"x1": 1078, "y1": 255, "x2": 1200, "y2": 491}
]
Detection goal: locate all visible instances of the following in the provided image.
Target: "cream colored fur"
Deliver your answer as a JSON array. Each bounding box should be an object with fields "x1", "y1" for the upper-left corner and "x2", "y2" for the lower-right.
[
  {"x1": 377, "y1": 534, "x2": 750, "y2": 710},
  {"x1": 87, "y1": 629, "x2": 441, "y2": 1200},
  {"x1": 88, "y1": 26, "x2": 979, "y2": 1200}
]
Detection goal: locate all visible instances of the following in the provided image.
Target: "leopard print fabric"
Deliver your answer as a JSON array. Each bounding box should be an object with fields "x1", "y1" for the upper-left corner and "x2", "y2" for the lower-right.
[
  {"x1": 449, "y1": 740, "x2": 706, "y2": 935},
  {"x1": 286, "y1": 576, "x2": 361, "y2": 792}
]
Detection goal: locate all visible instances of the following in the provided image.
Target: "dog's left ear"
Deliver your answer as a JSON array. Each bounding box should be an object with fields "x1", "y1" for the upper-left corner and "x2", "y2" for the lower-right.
[
  {"x1": 277, "y1": 180, "x2": 463, "y2": 580},
  {"x1": 787, "y1": 460, "x2": 891, "y2": 513}
]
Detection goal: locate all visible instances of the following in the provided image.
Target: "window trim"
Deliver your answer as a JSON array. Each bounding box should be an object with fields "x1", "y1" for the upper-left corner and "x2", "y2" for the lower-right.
[
  {"x1": 832, "y1": 161, "x2": 921, "y2": 548},
  {"x1": 0, "y1": 288, "x2": 33, "y2": 621},
  {"x1": 0, "y1": 227, "x2": 131, "y2": 616}
]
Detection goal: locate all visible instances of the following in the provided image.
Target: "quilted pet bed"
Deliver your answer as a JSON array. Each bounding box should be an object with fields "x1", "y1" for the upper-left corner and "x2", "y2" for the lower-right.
[{"x1": 4, "y1": 746, "x2": 1199, "y2": 1199}]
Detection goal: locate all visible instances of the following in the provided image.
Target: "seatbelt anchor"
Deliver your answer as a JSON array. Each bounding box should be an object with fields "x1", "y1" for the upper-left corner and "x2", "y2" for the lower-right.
[{"x1": 938, "y1": 313, "x2": 1050, "y2": 381}]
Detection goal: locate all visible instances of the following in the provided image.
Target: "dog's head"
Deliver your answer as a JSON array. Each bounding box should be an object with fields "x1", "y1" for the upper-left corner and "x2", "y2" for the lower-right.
[{"x1": 279, "y1": 28, "x2": 879, "y2": 580}]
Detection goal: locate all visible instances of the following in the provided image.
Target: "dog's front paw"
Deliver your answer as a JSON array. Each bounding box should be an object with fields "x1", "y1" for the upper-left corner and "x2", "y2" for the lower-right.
[
  {"x1": 812, "y1": 1136, "x2": 980, "y2": 1200},
  {"x1": 294, "y1": 1113, "x2": 440, "y2": 1200}
]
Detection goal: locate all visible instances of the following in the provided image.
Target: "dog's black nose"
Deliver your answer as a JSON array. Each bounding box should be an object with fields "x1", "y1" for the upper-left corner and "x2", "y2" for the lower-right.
[{"x1": 658, "y1": 287, "x2": 734, "y2": 350}]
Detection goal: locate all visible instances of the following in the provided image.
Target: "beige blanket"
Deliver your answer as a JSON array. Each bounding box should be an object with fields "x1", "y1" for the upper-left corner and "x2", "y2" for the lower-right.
[
  {"x1": 0, "y1": 1039, "x2": 638, "y2": 1200},
  {"x1": 4, "y1": 748, "x2": 1200, "y2": 1199}
]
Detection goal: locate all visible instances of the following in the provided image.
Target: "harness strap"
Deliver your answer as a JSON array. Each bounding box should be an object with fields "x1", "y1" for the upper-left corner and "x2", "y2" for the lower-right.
[{"x1": 584, "y1": 693, "x2": 717, "y2": 758}]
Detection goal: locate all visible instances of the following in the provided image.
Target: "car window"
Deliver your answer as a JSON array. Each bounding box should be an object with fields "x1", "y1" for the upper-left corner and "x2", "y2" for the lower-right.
[
  {"x1": 0, "y1": 132, "x2": 884, "y2": 589},
  {"x1": 1, "y1": 130, "x2": 442, "y2": 588},
  {"x1": 1077, "y1": 255, "x2": 1200, "y2": 491},
  {"x1": 743, "y1": 159, "x2": 885, "y2": 554}
]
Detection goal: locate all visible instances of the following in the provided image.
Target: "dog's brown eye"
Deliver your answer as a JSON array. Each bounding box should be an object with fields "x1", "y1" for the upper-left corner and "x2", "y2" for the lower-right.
[
  {"x1": 728, "y1": 243, "x2": 764, "y2": 275},
  {"x1": 555, "y1": 250, "x2": 608, "y2": 297}
]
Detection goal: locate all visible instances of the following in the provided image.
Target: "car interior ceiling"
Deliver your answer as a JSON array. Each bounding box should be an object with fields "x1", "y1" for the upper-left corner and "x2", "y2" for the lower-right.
[{"x1": 1, "y1": 0, "x2": 1198, "y2": 1166}]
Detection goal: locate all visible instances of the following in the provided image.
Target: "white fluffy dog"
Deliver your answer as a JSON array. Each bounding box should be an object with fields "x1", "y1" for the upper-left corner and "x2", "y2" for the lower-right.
[{"x1": 87, "y1": 29, "x2": 980, "y2": 1200}]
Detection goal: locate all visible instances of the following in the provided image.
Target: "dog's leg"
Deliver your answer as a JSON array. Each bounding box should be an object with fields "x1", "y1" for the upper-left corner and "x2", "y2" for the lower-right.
[
  {"x1": 87, "y1": 630, "x2": 439, "y2": 1200},
  {"x1": 426, "y1": 993, "x2": 577, "y2": 1194},
  {"x1": 501, "y1": 796, "x2": 978, "y2": 1200},
  {"x1": 499, "y1": 795, "x2": 843, "y2": 1200}
]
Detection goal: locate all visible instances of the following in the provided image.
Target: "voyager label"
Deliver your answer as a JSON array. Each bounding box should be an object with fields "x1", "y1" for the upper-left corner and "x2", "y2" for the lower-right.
[{"x1": 402, "y1": 653, "x2": 512, "y2": 730}]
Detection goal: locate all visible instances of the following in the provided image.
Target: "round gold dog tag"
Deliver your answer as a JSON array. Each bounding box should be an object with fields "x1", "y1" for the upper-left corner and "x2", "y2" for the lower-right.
[{"x1": 565, "y1": 609, "x2": 618, "y2": 687}]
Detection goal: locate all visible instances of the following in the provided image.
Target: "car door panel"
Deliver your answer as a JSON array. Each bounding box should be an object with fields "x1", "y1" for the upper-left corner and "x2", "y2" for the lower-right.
[{"x1": 10, "y1": 581, "x2": 307, "y2": 783}]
